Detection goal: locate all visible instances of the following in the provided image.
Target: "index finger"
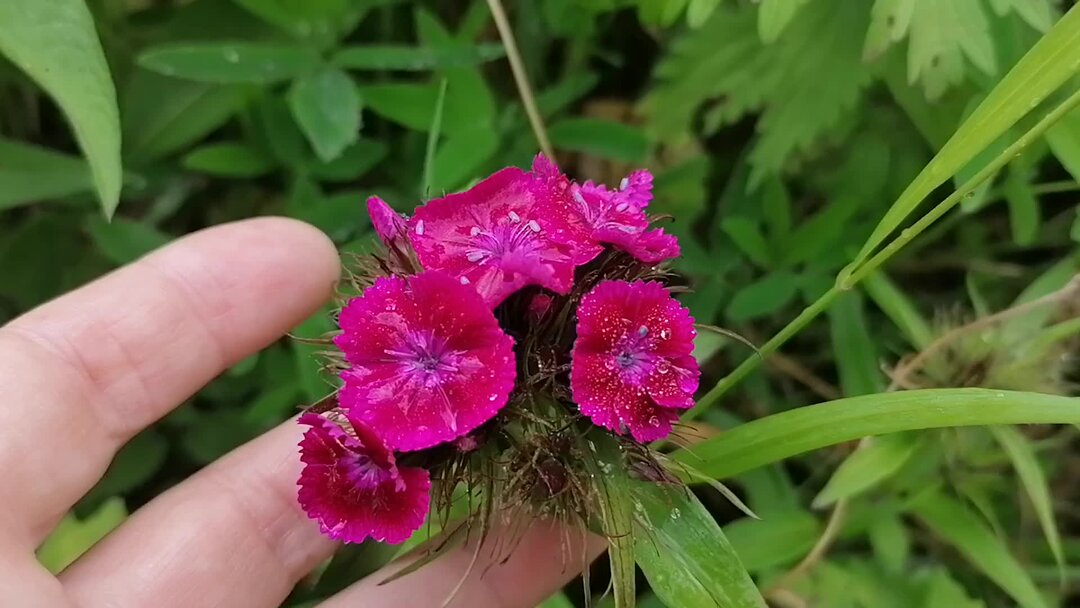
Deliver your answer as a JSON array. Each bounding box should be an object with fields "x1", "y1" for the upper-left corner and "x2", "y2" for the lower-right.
[{"x1": 0, "y1": 217, "x2": 338, "y2": 544}]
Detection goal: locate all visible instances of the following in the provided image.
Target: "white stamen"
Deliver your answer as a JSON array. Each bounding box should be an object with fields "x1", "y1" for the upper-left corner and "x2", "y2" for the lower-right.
[
  {"x1": 508, "y1": 211, "x2": 521, "y2": 223},
  {"x1": 460, "y1": 276, "x2": 470, "y2": 285},
  {"x1": 573, "y1": 191, "x2": 586, "y2": 205},
  {"x1": 470, "y1": 226, "x2": 481, "y2": 236},
  {"x1": 415, "y1": 220, "x2": 425, "y2": 235},
  {"x1": 527, "y1": 220, "x2": 541, "y2": 233},
  {"x1": 620, "y1": 177, "x2": 629, "y2": 191},
  {"x1": 466, "y1": 251, "x2": 485, "y2": 262},
  {"x1": 615, "y1": 202, "x2": 629, "y2": 212}
]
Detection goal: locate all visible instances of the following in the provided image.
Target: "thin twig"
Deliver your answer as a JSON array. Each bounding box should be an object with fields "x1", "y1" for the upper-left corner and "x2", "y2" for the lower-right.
[{"x1": 485, "y1": 0, "x2": 554, "y2": 158}]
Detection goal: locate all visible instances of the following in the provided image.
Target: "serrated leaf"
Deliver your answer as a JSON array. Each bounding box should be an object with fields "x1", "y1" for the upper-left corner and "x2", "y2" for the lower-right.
[
  {"x1": 989, "y1": 425, "x2": 1065, "y2": 578},
  {"x1": 288, "y1": 67, "x2": 361, "y2": 162},
  {"x1": 909, "y1": 490, "x2": 1048, "y2": 608},
  {"x1": 674, "y1": 388, "x2": 1080, "y2": 479},
  {"x1": 332, "y1": 44, "x2": 504, "y2": 71},
  {"x1": 549, "y1": 118, "x2": 649, "y2": 163},
  {"x1": 86, "y1": 216, "x2": 170, "y2": 265},
  {"x1": 908, "y1": 0, "x2": 996, "y2": 101},
  {"x1": 757, "y1": 0, "x2": 809, "y2": 43},
  {"x1": 0, "y1": 138, "x2": 93, "y2": 209},
  {"x1": 634, "y1": 484, "x2": 766, "y2": 608},
  {"x1": 864, "y1": 0, "x2": 916, "y2": 61},
  {"x1": 987, "y1": 0, "x2": 1054, "y2": 32},
  {"x1": 851, "y1": 4, "x2": 1080, "y2": 271},
  {"x1": 725, "y1": 271, "x2": 799, "y2": 322},
  {"x1": 138, "y1": 43, "x2": 320, "y2": 84},
  {"x1": 861, "y1": 271, "x2": 934, "y2": 349},
  {"x1": 813, "y1": 433, "x2": 921, "y2": 507},
  {"x1": 182, "y1": 142, "x2": 275, "y2": 177},
  {"x1": 0, "y1": 0, "x2": 122, "y2": 216},
  {"x1": 828, "y1": 291, "x2": 884, "y2": 396}
]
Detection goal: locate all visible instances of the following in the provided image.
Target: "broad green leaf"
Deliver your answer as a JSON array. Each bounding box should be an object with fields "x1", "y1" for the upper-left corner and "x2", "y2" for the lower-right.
[
  {"x1": 288, "y1": 67, "x2": 361, "y2": 162},
  {"x1": 686, "y1": 0, "x2": 722, "y2": 28},
  {"x1": 989, "y1": 425, "x2": 1065, "y2": 576},
  {"x1": 421, "y1": 79, "x2": 448, "y2": 197},
  {"x1": 757, "y1": 0, "x2": 809, "y2": 43},
  {"x1": 868, "y1": 513, "x2": 910, "y2": 573},
  {"x1": 725, "y1": 271, "x2": 799, "y2": 322},
  {"x1": 923, "y1": 567, "x2": 986, "y2": 608},
  {"x1": 721, "y1": 217, "x2": 771, "y2": 267},
  {"x1": 121, "y1": 70, "x2": 249, "y2": 162},
  {"x1": 0, "y1": 0, "x2": 122, "y2": 215},
  {"x1": 1045, "y1": 106, "x2": 1080, "y2": 181},
  {"x1": 864, "y1": 0, "x2": 916, "y2": 61},
  {"x1": 724, "y1": 510, "x2": 820, "y2": 572},
  {"x1": 86, "y1": 216, "x2": 170, "y2": 265},
  {"x1": 828, "y1": 292, "x2": 884, "y2": 396},
  {"x1": 307, "y1": 139, "x2": 386, "y2": 183},
  {"x1": 987, "y1": 0, "x2": 1054, "y2": 32},
  {"x1": 909, "y1": 490, "x2": 1048, "y2": 608},
  {"x1": 332, "y1": 44, "x2": 504, "y2": 71},
  {"x1": 0, "y1": 138, "x2": 93, "y2": 209},
  {"x1": 634, "y1": 484, "x2": 766, "y2": 608},
  {"x1": 182, "y1": 142, "x2": 275, "y2": 177},
  {"x1": 851, "y1": 4, "x2": 1080, "y2": 271},
  {"x1": 813, "y1": 433, "x2": 921, "y2": 507},
  {"x1": 861, "y1": 271, "x2": 934, "y2": 349},
  {"x1": 430, "y1": 128, "x2": 499, "y2": 192},
  {"x1": 38, "y1": 499, "x2": 127, "y2": 573},
  {"x1": 675, "y1": 388, "x2": 1080, "y2": 479},
  {"x1": 251, "y1": 96, "x2": 310, "y2": 167},
  {"x1": 549, "y1": 118, "x2": 649, "y2": 163},
  {"x1": 908, "y1": 0, "x2": 996, "y2": 100},
  {"x1": 229, "y1": 0, "x2": 358, "y2": 40},
  {"x1": 537, "y1": 72, "x2": 599, "y2": 117},
  {"x1": 138, "y1": 43, "x2": 320, "y2": 84}
]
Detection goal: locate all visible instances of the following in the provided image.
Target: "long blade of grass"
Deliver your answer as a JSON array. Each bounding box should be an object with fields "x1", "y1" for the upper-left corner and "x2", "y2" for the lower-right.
[{"x1": 421, "y1": 78, "x2": 448, "y2": 197}]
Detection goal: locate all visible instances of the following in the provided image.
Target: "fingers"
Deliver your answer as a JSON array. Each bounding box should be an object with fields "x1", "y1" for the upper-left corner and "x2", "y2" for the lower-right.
[
  {"x1": 0, "y1": 217, "x2": 338, "y2": 544},
  {"x1": 59, "y1": 420, "x2": 336, "y2": 608},
  {"x1": 322, "y1": 522, "x2": 606, "y2": 608}
]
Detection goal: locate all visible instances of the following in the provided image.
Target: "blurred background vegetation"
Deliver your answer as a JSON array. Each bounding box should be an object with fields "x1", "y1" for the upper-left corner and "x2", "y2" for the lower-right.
[{"x1": 4, "y1": 0, "x2": 1080, "y2": 605}]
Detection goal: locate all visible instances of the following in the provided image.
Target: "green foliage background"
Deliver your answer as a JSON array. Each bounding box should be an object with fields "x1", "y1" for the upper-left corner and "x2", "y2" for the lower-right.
[{"x1": 2, "y1": 0, "x2": 1080, "y2": 606}]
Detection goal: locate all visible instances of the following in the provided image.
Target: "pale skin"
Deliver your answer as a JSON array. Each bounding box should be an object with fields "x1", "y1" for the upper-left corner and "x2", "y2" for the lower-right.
[{"x1": 0, "y1": 218, "x2": 602, "y2": 607}]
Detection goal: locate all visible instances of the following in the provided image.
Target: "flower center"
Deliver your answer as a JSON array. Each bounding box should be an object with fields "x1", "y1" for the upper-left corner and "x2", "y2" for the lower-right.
[
  {"x1": 384, "y1": 330, "x2": 461, "y2": 385},
  {"x1": 348, "y1": 453, "x2": 392, "y2": 488},
  {"x1": 465, "y1": 211, "x2": 544, "y2": 268}
]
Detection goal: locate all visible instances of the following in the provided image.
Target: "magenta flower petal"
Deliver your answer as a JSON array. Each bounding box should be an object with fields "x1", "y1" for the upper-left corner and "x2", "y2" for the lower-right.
[
  {"x1": 297, "y1": 412, "x2": 431, "y2": 544},
  {"x1": 334, "y1": 271, "x2": 517, "y2": 451},
  {"x1": 598, "y1": 226, "x2": 681, "y2": 264},
  {"x1": 618, "y1": 170, "x2": 654, "y2": 209},
  {"x1": 367, "y1": 196, "x2": 409, "y2": 249},
  {"x1": 409, "y1": 167, "x2": 590, "y2": 307},
  {"x1": 570, "y1": 280, "x2": 699, "y2": 442}
]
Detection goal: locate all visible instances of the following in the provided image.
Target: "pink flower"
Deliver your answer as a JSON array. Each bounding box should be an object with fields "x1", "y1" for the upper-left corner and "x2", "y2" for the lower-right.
[
  {"x1": 334, "y1": 271, "x2": 516, "y2": 451},
  {"x1": 297, "y1": 412, "x2": 430, "y2": 544},
  {"x1": 367, "y1": 196, "x2": 409, "y2": 249},
  {"x1": 570, "y1": 280, "x2": 699, "y2": 442},
  {"x1": 409, "y1": 165, "x2": 589, "y2": 307},
  {"x1": 533, "y1": 156, "x2": 679, "y2": 265}
]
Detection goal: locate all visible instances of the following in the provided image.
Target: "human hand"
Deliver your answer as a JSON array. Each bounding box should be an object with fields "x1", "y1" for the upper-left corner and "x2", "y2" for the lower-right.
[{"x1": 0, "y1": 218, "x2": 600, "y2": 607}]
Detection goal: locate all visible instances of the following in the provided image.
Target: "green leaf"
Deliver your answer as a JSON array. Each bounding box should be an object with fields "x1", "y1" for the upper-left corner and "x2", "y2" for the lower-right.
[
  {"x1": 422, "y1": 79, "x2": 448, "y2": 197},
  {"x1": 987, "y1": 0, "x2": 1054, "y2": 32},
  {"x1": 138, "y1": 43, "x2": 320, "y2": 84},
  {"x1": 634, "y1": 484, "x2": 767, "y2": 608},
  {"x1": 360, "y1": 83, "x2": 441, "y2": 132},
  {"x1": 868, "y1": 513, "x2": 910, "y2": 573},
  {"x1": 675, "y1": 388, "x2": 1080, "y2": 479},
  {"x1": 590, "y1": 438, "x2": 635, "y2": 608},
  {"x1": 1045, "y1": 106, "x2": 1080, "y2": 181},
  {"x1": 721, "y1": 217, "x2": 772, "y2": 267},
  {"x1": 430, "y1": 127, "x2": 499, "y2": 193},
  {"x1": 909, "y1": 490, "x2": 1049, "y2": 608},
  {"x1": 724, "y1": 509, "x2": 820, "y2": 571},
  {"x1": 989, "y1": 425, "x2": 1065, "y2": 578},
  {"x1": 86, "y1": 216, "x2": 170, "y2": 265},
  {"x1": 861, "y1": 271, "x2": 934, "y2": 349},
  {"x1": 725, "y1": 271, "x2": 799, "y2": 322},
  {"x1": 288, "y1": 67, "x2": 361, "y2": 162},
  {"x1": 549, "y1": 118, "x2": 649, "y2": 163},
  {"x1": 332, "y1": 44, "x2": 504, "y2": 70},
  {"x1": 923, "y1": 567, "x2": 986, "y2": 608},
  {"x1": 1002, "y1": 164, "x2": 1040, "y2": 245},
  {"x1": 828, "y1": 292, "x2": 884, "y2": 396},
  {"x1": 307, "y1": 139, "x2": 387, "y2": 183},
  {"x1": 539, "y1": 593, "x2": 575, "y2": 608},
  {"x1": 0, "y1": 138, "x2": 93, "y2": 209},
  {"x1": 909, "y1": 0, "x2": 997, "y2": 99},
  {"x1": 813, "y1": 433, "x2": 921, "y2": 507},
  {"x1": 864, "y1": 0, "x2": 916, "y2": 61},
  {"x1": 229, "y1": 0, "x2": 358, "y2": 40},
  {"x1": 851, "y1": 4, "x2": 1080, "y2": 271},
  {"x1": 757, "y1": 0, "x2": 809, "y2": 43},
  {"x1": 78, "y1": 430, "x2": 167, "y2": 510},
  {"x1": 0, "y1": 0, "x2": 122, "y2": 215},
  {"x1": 121, "y1": 70, "x2": 249, "y2": 163},
  {"x1": 182, "y1": 142, "x2": 275, "y2": 177},
  {"x1": 37, "y1": 499, "x2": 127, "y2": 573}
]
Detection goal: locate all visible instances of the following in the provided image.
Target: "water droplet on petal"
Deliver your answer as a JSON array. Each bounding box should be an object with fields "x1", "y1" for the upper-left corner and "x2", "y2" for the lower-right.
[
  {"x1": 620, "y1": 177, "x2": 629, "y2": 190},
  {"x1": 649, "y1": 416, "x2": 660, "y2": 426},
  {"x1": 660, "y1": 329, "x2": 671, "y2": 340},
  {"x1": 460, "y1": 276, "x2": 470, "y2": 285},
  {"x1": 415, "y1": 220, "x2": 425, "y2": 235},
  {"x1": 616, "y1": 202, "x2": 629, "y2": 212},
  {"x1": 638, "y1": 325, "x2": 648, "y2": 337}
]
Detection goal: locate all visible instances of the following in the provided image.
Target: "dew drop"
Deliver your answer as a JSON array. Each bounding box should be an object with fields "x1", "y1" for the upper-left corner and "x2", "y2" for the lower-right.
[
  {"x1": 615, "y1": 202, "x2": 629, "y2": 212},
  {"x1": 648, "y1": 416, "x2": 660, "y2": 426},
  {"x1": 224, "y1": 48, "x2": 240, "y2": 63},
  {"x1": 488, "y1": 393, "x2": 498, "y2": 401},
  {"x1": 656, "y1": 360, "x2": 670, "y2": 374},
  {"x1": 670, "y1": 508, "x2": 681, "y2": 520},
  {"x1": 415, "y1": 220, "x2": 425, "y2": 235},
  {"x1": 460, "y1": 276, "x2": 470, "y2": 285},
  {"x1": 620, "y1": 177, "x2": 629, "y2": 191},
  {"x1": 638, "y1": 325, "x2": 649, "y2": 337},
  {"x1": 573, "y1": 191, "x2": 586, "y2": 205},
  {"x1": 659, "y1": 328, "x2": 671, "y2": 340}
]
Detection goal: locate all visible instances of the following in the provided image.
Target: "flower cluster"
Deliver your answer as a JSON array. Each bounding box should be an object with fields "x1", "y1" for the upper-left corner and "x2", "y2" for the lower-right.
[{"x1": 298, "y1": 156, "x2": 699, "y2": 546}]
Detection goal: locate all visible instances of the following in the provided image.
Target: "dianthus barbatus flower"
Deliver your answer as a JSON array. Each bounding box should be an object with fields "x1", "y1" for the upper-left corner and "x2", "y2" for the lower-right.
[
  {"x1": 571, "y1": 280, "x2": 699, "y2": 442},
  {"x1": 297, "y1": 412, "x2": 430, "y2": 544},
  {"x1": 408, "y1": 165, "x2": 588, "y2": 307},
  {"x1": 334, "y1": 270, "x2": 516, "y2": 451},
  {"x1": 366, "y1": 195, "x2": 409, "y2": 249},
  {"x1": 535, "y1": 157, "x2": 679, "y2": 265}
]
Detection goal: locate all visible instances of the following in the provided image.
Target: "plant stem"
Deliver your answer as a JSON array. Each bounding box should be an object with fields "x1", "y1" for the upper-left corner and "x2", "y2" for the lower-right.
[
  {"x1": 485, "y1": 0, "x2": 553, "y2": 158},
  {"x1": 421, "y1": 78, "x2": 448, "y2": 198},
  {"x1": 687, "y1": 87, "x2": 1080, "y2": 419}
]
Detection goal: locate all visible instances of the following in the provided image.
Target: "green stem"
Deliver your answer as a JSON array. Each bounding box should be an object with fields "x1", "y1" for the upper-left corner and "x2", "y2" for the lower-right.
[
  {"x1": 686, "y1": 87, "x2": 1080, "y2": 420},
  {"x1": 421, "y1": 78, "x2": 448, "y2": 198}
]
